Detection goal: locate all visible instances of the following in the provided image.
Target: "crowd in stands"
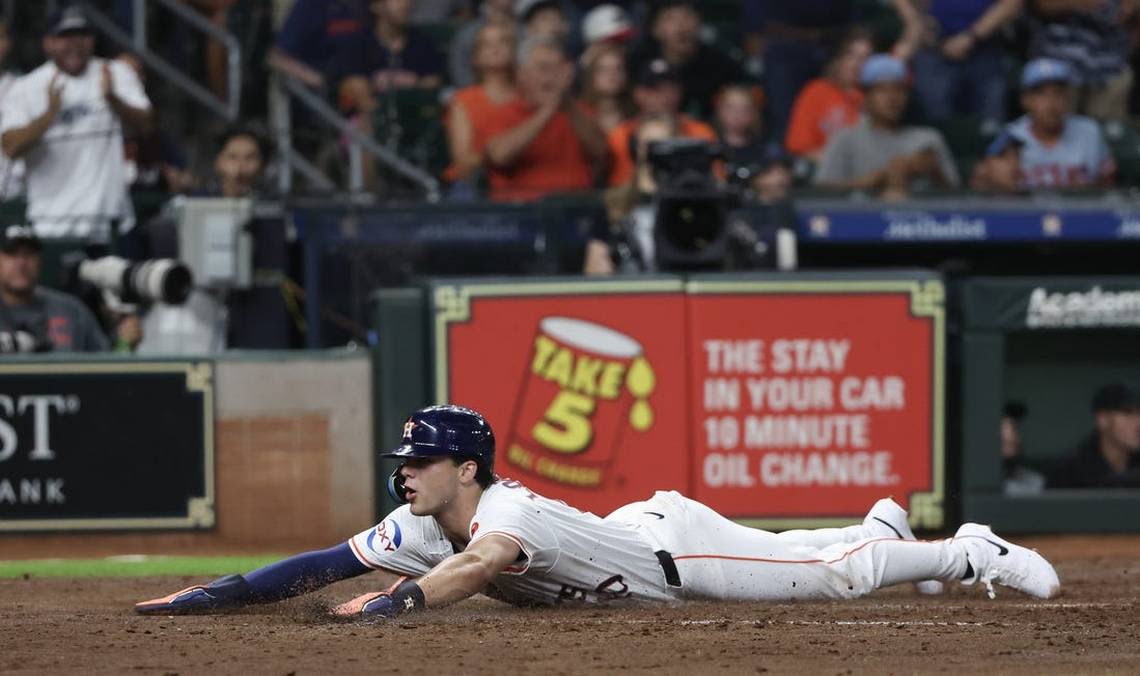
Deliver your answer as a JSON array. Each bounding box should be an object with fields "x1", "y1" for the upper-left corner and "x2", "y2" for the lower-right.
[
  {"x1": 0, "y1": 1, "x2": 1135, "y2": 220},
  {"x1": 258, "y1": 0, "x2": 1140, "y2": 203}
]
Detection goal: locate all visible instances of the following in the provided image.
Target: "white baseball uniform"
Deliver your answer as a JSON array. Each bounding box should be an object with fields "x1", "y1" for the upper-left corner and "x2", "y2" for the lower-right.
[
  {"x1": 348, "y1": 479, "x2": 966, "y2": 604},
  {"x1": 0, "y1": 57, "x2": 150, "y2": 241}
]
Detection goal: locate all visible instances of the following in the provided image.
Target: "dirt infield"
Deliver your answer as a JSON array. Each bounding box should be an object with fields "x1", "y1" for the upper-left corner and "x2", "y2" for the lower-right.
[{"x1": 1, "y1": 535, "x2": 1137, "y2": 675}]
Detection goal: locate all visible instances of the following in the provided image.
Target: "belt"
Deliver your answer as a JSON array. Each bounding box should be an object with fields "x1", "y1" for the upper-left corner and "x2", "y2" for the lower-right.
[{"x1": 655, "y1": 550, "x2": 682, "y2": 587}]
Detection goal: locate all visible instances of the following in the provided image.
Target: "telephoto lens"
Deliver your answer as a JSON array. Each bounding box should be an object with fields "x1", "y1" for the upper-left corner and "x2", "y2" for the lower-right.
[{"x1": 77, "y1": 256, "x2": 194, "y2": 305}]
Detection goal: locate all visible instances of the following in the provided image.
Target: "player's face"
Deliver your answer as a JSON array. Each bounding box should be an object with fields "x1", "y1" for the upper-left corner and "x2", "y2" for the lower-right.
[
  {"x1": 1022, "y1": 83, "x2": 1070, "y2": 134},
  {"x1": 1098, "y1": 409, "x2": 1140, "y2": 453},
  {"x1": 400, "y1": 457, "x2": 464, "y2": 516},
  {"x1": 46, "y1": 31, "x2": 94, "y2": 76},
  {"x1": 0, "y1": 246, "x2": 41, "y2": 299}
]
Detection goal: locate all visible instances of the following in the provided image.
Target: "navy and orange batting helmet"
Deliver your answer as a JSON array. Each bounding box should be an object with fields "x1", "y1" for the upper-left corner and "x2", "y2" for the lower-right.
[{"x1": 383, "y1": 405, "x2": 496, "y2": 503}]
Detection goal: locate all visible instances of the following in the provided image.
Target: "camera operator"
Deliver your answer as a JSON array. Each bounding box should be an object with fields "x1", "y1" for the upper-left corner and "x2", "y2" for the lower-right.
[{"x1": 0, "y1": 225, "x2": 109, "y2": 352}]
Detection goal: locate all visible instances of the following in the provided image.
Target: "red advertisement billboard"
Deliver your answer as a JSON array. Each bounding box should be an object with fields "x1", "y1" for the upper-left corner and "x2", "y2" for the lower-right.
[
  {"x1": 436, "y1": 281, "x2": 690, "y2": 516},
  {"x1": 432, "y1": 277, "x2": 944, "y2": 527}
]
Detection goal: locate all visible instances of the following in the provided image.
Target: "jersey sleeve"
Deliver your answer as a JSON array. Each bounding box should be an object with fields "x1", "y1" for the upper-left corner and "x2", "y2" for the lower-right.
[
  {"x1": 468, "y1": 486, "x2": 559, "y2": 575},
  {"x1": 109, "y1": 60, "x2": 152, "y2": 111},
  {"x1": 347, "y1": 504, "x2": 447, "y2": 577}
]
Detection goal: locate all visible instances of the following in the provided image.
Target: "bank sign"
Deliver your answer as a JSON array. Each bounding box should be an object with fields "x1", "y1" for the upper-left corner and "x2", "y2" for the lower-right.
[{"x1": 0, "y1": 361, "x2": 214, "y2": 531}]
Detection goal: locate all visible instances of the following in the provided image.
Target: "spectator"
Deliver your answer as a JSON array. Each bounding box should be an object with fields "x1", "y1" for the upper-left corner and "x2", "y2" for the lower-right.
[
  {"x1": 585, "y1": 113, "x2": 679, "y2": 275},
  {"x1": 0, "y1": 19, "x2": 24, "y2": 199},
  {"x1": 578, "y1": 42, "x2": 635, "y2": 133},
  {"x1": 715, "y1": 85, "x2": 792, "y2": 204},
  {"x1": 483, "y1": 35, "x2": 609, "y2": 201},
  {"x1": 517, "y1": 0, "x2": 571, "y2": 41},
  {"x1": 446, "y1": 20, "x2": 518, "y2": 184},
  {"x1": 137, "y1": 124, "x2": 283, "y2": 354},
  {"x1": 0, "y1": 7, "x2": 153, "y2": 242},
  {"x1": 971, "y1": 58, "x2": 1114, "y2": 192},
  {"x1": 715, "y1": 84, "x2": 767, "y2": 168},
  {"x1": 814, "y1": 55, "x2": 959, "y2": 200},
  {"x1": 449, "y1": 0, "x2": 515, "y2": 87},
  {"x1": 629, "y1": 1, "x2": 746, "y2": 120},
  {"x1": 581, "y1": 4, "x2": 635, "y2": 49},
  {"x1": 784, "y1": 29, "x2": 872, "y2": 162},
  {"x1": 0, "y1": 225, "x2": 108, "y2": 352},
  {"x1": 1001, "y1": 400, "x2": 1046, "y2": 496},
  {"x1": 908, "y1": 0, "x2": 1024, "y2": 129},
  {"x1": 1049, "y1": 383, "x2": 1140, "y2": 488},
  {"x1": 745, "y1": 144, "x2": 794, "y2": 204},
  {"x1": 204, "y1": 124, "x2": 271, "y2": 198},
  {"x1": 606, "y1": 58, "x2": 716, "y2": 186},
  {"x1": 331, "y1": 0, "x2": 445, "y2": 188},
  {"x1": 1028, "y1": 0, "x2": 1137, "y2": 121},
  {"x1": 267, "y1": 0, "x2": 369, "y2": 90},
  {"x1": 332, "y1": 0, "x2": 445, "y2": 93}
]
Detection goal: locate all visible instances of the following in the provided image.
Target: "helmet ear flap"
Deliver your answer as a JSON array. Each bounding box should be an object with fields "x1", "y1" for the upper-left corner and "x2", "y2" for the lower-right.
[{"x1": 388, "y1": 464, "x2": 409, "y2": 504}]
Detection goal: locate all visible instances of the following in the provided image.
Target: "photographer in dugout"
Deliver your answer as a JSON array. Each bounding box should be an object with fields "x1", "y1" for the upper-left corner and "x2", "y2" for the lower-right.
[{"x1": 0, "y1": 225, "x2": 108, "y2": 352}]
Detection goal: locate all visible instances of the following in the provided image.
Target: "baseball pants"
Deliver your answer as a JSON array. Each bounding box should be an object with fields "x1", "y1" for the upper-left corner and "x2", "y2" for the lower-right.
[{"x1": 607, "y1": 491, "x2": 966, "y2": 601}]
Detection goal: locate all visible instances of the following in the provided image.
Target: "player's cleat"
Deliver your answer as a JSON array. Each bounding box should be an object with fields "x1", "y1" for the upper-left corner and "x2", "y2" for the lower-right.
[
  {"x1": 863, "y1": 497, "x2": 944, "y2": 595},
  {"x1": 134, "y1": 574, "x2": 252, "y2": 615},
  {"x1": 953, "y1": 523, "x2": 1060, "y2": 599}
]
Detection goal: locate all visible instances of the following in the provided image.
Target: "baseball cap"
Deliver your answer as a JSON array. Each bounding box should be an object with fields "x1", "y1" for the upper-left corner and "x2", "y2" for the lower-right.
[
  {"x1": 859, "y1": 54, "x2": 908, "y2": 88},
  {"x1": 514, "y1": 0, "x2": 560, "y2": 22},
  {"x1": 1091, "y1": 383, "x2": 1140, "y2": 413},
  {"x1": 1021, "y1": 58, "x2": 1075, "y2": 90},
  {"x1": 0, "y1": 225, "x2": 42, "y2": 253},
  {"x1": 48, "y1": 6, "x2": 93, "y2": 36},
  {"x1": 582, "y1": 4, "x2": 634, "y2": 44},
  {"x1": 635, "y1": 58, "x2": 681, "y2": 88}
]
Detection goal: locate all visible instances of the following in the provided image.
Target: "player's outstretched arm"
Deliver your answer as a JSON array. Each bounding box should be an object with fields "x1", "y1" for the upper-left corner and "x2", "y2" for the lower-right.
[
  {"x1": 333, "y1": 534, "x2": 521, "y2": 619},
  {"x1": 134, "y1": 542, "x2": 374, "y2": 615}
]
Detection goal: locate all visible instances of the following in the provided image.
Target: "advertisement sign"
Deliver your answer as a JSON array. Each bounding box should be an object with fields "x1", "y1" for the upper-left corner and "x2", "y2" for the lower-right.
[
  {"x1": 435, "y1": 280, "x2": 688, "y2": 515},
  {"x1": 0, "y1": 361, "x2": 214, "y2": 531},
  {"x1": 685, "y1": 278, "x2": 944, "y2": 527},
  {"x1": 432, "y1": 276, "x2": 944, "y2": 527}
]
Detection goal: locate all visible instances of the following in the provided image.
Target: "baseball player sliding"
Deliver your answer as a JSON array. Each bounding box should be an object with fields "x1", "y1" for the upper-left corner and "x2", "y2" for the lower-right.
[{"x1": 136, "y1": 405, "x2": 1059, "y2": 618}]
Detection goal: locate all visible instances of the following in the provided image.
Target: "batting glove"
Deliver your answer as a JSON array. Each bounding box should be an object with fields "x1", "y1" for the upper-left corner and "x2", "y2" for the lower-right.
[{"x1": 135, "y1": 574, "x2": 252, "y2": 615}]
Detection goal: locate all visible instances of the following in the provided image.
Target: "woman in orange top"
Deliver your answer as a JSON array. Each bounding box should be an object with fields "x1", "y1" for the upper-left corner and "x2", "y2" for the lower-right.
[
  {"x1": 578, "y1": 43, "x2": 636, "y2": 134},
  {"x1": 784, "y1": 30, "x2": 872, "y2": 163},
  {"x1": 446, "y1": 19, "x2": 518, "y2": 183}
]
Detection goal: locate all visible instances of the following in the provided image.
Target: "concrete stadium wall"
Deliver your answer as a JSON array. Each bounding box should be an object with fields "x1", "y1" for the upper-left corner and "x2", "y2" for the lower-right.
[{"x1": 2, "y1": 352, "x2": 374, "y2": 558}]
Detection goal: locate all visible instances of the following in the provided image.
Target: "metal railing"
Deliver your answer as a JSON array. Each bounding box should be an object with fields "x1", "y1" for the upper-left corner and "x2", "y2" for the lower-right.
[
  {"x1": 81, "y1": 0, "x2": 241, "y2": 122},
  {"x1": 273, "y1": 76, "x2": 441, "y2": 200}
]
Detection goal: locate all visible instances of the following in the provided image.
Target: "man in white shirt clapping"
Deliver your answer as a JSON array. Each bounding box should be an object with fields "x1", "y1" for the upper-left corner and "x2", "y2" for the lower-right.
[{"x1": 0, "y1": 6, "x2": 152, "y2": 243}]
